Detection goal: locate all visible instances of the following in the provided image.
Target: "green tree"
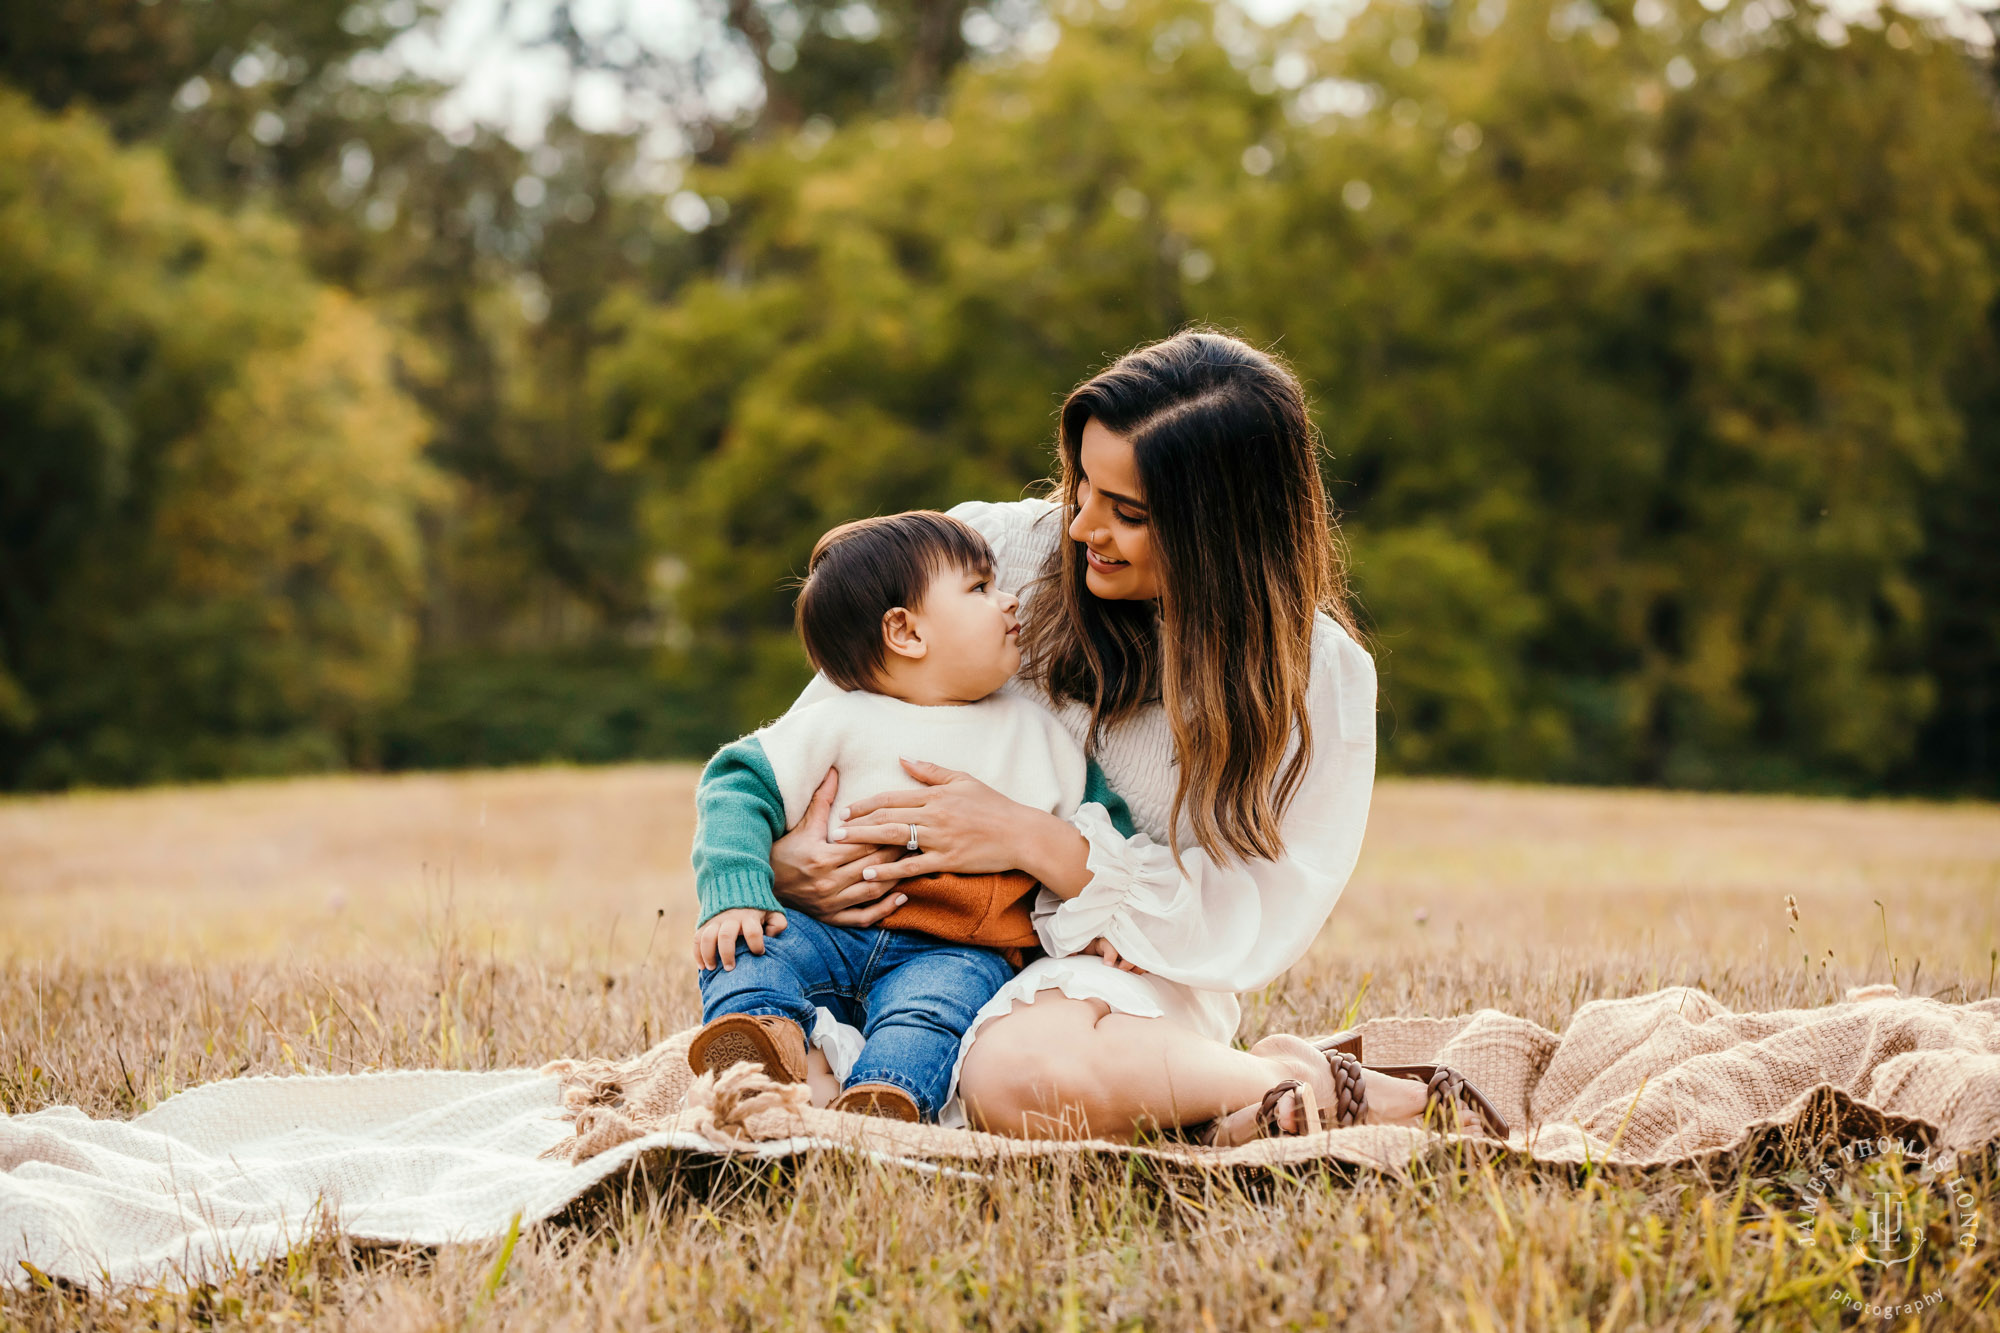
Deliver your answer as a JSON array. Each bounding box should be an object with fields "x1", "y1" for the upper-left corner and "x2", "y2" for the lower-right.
[
  {"x1": 594, "y1": 0, "x2": 2000, "y2": 790},
  {"x1": 2, "y1": 0, "x2": 691, "y2": 648},
  {"x1": 1354, "y1": 527, "x2": 1560, "y2": 775},
  {"x1": 594, "y1": 0, "x2": 1277, "y2": 725},
  {"x1": 0, "y1": 92, "x2": 431, "y2": 785},
  {"x1": 9, "y1": 0, "x2": 1999, "y2": 794},
  {"x1": 1225, "y1": 0, "x2": 2000, "y2": 786}
]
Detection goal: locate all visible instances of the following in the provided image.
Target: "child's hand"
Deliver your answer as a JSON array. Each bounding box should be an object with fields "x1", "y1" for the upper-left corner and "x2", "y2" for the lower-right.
[
  {"x1": 1082, "y1": 936, "x2": 1145, "y2": 974},
  {"x1": 695, "y1": 908, "x2": 788, "y2": 971}
]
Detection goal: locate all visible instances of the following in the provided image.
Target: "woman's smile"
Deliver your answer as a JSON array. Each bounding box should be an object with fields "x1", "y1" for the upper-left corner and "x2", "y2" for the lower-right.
[{"x1": 1085, "y1": 548, "x2": 1129, "y2": 573}]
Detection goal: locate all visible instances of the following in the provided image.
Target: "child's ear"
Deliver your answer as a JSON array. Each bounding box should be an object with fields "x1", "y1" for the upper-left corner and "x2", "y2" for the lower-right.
[{"x1": 881, "y1": 606, "x2": 928, "y2": 660}]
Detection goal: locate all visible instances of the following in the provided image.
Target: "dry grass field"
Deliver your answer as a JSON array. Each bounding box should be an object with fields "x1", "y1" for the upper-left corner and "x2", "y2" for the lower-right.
[{"x1": 3, "y1": 765, "x2": 1998, "y2": 1329}]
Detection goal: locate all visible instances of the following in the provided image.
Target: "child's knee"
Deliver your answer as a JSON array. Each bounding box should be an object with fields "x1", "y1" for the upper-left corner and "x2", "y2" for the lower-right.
[{"x1": 697, "y1": 942, "x2": 804, "y2": 1018}]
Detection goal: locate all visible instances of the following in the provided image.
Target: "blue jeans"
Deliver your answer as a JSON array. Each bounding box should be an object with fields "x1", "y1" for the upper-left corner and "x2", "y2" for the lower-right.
[{"x1": 697, "y1": 913, "x2": 1013, "y2": 1121}]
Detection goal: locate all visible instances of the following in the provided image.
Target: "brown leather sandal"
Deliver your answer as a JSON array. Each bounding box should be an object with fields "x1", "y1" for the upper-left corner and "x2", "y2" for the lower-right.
[
  {"x1": 1368, "y1": 1064, "x2": 1510, "y2": 1138},
  {"x1": 1200, "y1": 1036, "x2": 1373, "y2": 1147},
  {"x1": 1198, "y1": 1079, "x2": 1322, "y2": 1146},
  {"x1": 687, "y1": 1013, "x2": 809, "y2": 1084}
]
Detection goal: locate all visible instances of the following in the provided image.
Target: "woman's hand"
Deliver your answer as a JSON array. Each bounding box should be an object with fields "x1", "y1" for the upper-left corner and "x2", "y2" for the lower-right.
[
  {"x1": 771, "y1": 767, "x2": 910, "y2": 927},
  {"x1": 837, "y1": 757, "x2": 1097, "y2": 898}
]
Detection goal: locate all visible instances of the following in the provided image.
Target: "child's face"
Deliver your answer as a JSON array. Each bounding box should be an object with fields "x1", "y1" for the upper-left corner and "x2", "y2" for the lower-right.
[{"x1": 904, "y1": 562, "x2": 1021, "y2": 700}]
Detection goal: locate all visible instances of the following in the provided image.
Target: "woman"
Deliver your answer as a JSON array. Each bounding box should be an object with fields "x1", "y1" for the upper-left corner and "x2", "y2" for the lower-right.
[{"x1": 769, "y1": 330, "x2": 1503, "y2": 1144}]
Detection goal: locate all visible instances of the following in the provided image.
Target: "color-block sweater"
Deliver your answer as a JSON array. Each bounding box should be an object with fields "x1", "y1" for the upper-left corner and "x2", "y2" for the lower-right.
[{"x1": 693, "y1": 687, "x2": 1136, "y2": 926}]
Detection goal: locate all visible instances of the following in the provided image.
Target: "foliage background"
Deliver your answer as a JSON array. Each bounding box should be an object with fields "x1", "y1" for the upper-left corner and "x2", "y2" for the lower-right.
[{"x1": 2, "y1": 0, "x2": 1997, "y2": 794}]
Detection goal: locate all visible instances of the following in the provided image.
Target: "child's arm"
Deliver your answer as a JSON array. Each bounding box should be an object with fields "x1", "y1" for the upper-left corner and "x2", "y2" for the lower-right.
[
  {"x1": 1081, "y1": 758, "x2": 1139, "y2": 840},
  {"x1": 1069, "y1": 759, "x2": 1145, "y2": 969},
  {"x1": 1035, "y1": 700, "x2": 1138, "y2": 841},
  {"x1": 692, "y1": 736, "x2": 790, "y2": 925}
]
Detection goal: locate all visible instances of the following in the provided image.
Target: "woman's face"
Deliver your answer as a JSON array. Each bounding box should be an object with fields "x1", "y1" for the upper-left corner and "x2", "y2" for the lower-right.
[{"x1": 1069, "y1": 417, "x2": 1160, "y2": 601}]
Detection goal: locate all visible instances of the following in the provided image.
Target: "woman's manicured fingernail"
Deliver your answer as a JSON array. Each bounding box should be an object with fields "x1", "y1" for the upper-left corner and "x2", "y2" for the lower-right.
[
  {"x1": 838, "y1": 806, "x2": 850, "y2": 820},
  {"x1": 896, "y1": 895, "x2": 908, "y2": 905},
  {"x1": 831, "y1": 826, "x2": 845, "y2": 841},
  {"x1": 863, "y1": 868, "x2": 876, "y2": 880}
]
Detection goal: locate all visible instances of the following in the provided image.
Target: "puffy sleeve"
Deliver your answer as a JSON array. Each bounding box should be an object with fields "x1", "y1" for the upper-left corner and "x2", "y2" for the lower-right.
[{"x1": 1032, "y1": 618, "x2": 1378, "y2": 993}]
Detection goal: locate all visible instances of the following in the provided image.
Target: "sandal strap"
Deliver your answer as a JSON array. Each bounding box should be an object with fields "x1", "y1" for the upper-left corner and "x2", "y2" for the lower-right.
[
  {"x1": 1365, "y1": 1063, "x2": 1511, "y2": 1138},
  {"x1": 1424, "y1": 1066, "x2": 1508, "y2": 1138},
  {"x1": 1324, "y1": 1049, "x2": 1368, "y2": 1128},
  {"x1": 1426, "y1": 1068, "x2": 1464, "y2": 1124},
  {"x1": 1202, "y1": 1078, "x2": 1320, "y2": 1147},
  {"x1": 1255, "y1": 1079, "x2": 1307, "y2": 1136}
]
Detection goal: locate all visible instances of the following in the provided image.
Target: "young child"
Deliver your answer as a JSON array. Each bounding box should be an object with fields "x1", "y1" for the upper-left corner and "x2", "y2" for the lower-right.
[{"x1": 686, "y1": 510, "x2": 1133, "y2": 1123}]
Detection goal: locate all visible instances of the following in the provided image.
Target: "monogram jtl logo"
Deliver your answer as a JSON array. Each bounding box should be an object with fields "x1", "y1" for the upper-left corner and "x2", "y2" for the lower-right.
[
  {"x1": 1853, "y1": 1191, "x2": 1923, "y2": 1264},
  {"x1": 1872, "y1": 1194, "x2": 1904, "y2": 1251}
]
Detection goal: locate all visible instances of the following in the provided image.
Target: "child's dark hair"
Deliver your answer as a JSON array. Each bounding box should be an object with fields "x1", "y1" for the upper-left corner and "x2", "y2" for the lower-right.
[{"x1": 796, "y1": 511, "x2": 996, "y2": 692}]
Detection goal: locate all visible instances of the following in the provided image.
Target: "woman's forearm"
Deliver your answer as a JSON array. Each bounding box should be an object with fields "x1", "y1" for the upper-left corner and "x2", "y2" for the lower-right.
[{"x1": 1014, "y1": 807, "x2": 1094, "y2": 899}]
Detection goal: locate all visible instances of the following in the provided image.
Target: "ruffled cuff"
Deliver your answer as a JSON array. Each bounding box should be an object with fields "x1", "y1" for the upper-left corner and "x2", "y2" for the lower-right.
[{"x1": 1036, "y1": 801, "x2": 1180, "y2": 956}]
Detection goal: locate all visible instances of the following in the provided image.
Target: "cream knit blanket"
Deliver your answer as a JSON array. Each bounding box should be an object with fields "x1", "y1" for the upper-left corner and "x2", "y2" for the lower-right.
[{"x1": 6, "y1": 986, "x2": 1996, "y2": 1289}]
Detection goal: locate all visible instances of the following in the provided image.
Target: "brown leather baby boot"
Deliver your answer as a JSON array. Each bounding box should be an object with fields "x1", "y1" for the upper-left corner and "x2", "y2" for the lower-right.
[
  {"x1": 687, "y1": 1013, "x2": 810, "y2": 1084},
  {"x1": 830, "y1": 1082, "x2": 922, "y2": 1122}
]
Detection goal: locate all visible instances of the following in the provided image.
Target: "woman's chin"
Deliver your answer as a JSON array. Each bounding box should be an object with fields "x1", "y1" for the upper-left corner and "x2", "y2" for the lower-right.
[{"x1": 1084, "y1": 568, "x2": 1128, "y2": 599}]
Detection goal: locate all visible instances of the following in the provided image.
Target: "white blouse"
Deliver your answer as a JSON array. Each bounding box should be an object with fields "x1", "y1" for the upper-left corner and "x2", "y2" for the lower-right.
[{"x1": 950, "y1": 497, "x2": 1378, "y2": 1004}]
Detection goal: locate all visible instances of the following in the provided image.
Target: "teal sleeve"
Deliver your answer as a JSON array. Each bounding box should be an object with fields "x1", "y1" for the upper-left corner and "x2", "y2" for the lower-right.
[
  {"x1": 1082, "y1": 759, "x2": 1139, "y2": 839},
  {"x1": 692, "y1": 736, "x2": 788, "y2": 925}
]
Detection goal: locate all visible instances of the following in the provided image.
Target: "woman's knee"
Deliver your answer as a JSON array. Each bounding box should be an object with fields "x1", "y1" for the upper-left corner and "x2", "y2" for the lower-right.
[{"x1": 958, "y1": 997, "x2": 1108, "y2": 1135}]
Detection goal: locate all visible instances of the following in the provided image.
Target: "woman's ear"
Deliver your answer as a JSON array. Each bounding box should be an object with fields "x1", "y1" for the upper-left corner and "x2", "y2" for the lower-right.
[{"x1": 881, "y1": 607, "x2": 928, "y2": 660}]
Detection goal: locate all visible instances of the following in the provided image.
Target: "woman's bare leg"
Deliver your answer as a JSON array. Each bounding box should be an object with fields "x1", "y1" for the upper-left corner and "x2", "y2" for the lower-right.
[{"x1": 958, "y1": 995, "x2": 1429, "y2": 1141}]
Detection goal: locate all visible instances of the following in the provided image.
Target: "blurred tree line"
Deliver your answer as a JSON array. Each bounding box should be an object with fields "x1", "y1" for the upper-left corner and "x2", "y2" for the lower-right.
[{"x1": 1, "y1": 0, "x2": 1996, "y2": 793}]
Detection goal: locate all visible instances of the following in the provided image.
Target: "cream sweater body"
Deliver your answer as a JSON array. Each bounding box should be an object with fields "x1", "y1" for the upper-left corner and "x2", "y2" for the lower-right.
[{"x1": 758, "y1": 688, "x2": 1087, "y2": 839}]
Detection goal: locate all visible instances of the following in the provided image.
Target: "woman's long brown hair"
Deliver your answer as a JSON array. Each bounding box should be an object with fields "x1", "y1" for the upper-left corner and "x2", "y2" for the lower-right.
[{"x1": 1018, "y1": 329, "x2": 1357, "y2": 870}]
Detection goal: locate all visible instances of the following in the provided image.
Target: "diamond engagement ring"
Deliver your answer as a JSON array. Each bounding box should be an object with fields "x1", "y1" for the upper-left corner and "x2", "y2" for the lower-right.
[{"x1": 906, "y1": 823, "x2": 921, "y2": 852}]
